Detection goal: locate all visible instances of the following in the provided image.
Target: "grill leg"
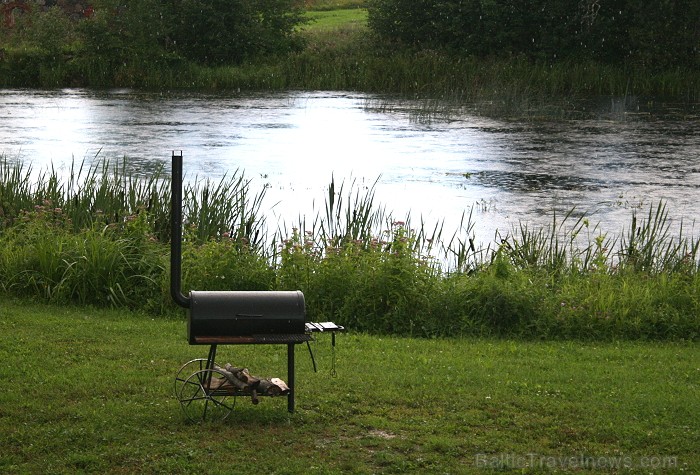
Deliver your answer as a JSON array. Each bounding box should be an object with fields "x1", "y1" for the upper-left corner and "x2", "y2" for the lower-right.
[
  {"x1": 206, "y1": 344, "x2": 218, "y2": 370},
  {"x1": 203, "y1": 344, "x2": 218, "y2": 390},
  {"x1": 287, "y1": 343, "x2": 294, "y2": 413}
]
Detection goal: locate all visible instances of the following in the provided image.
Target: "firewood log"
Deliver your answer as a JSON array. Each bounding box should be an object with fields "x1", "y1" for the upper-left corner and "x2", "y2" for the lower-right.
[
  {"x1": 270, "y1": 378, "x2": 290, "y2": 394},
  {"x1": 257, "y1": 379, "x2": 281, "y2": 396},
  {"x1": 238, "y1": 368, "x2": 261, "y2": 387},
  {"x1": 214, "y1": 365, "x2": 248, "y2": 390},
  {"x1": 224, "y1": 364, "x2": 261, "y2": 387},
  {"x1": 215, "y1": 363, "x2": 291, "y2": 398},
  {"x1": 224, "y1": 363, "x2": 244, "y2": 374}
]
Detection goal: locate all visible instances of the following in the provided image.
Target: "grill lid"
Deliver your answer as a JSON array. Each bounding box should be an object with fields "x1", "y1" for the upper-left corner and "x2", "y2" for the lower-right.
[{"x1": 188, "y1": 290, "x2": 306, "y2": 344}]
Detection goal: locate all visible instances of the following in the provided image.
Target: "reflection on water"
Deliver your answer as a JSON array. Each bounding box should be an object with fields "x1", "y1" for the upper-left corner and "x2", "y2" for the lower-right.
[
  {"x1": 1, "y1": 89, "x2": 698, "y2": 244},
  {"x1": 472, "y1": 170, "x2": 600, "y2": 192}
]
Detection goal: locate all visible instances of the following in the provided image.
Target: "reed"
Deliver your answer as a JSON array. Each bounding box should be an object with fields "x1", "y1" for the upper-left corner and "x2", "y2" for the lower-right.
[
  {"x1": 276, "y1": 176, "x2": 450, "y2": 266},
  {"x1": 497, "y1": 209, "x2": 613, "y2": 274},
  {"x1": 183, "y1": 171, "x2": 268, "y2": 249},
  {"x1": 0, "y1": 157, "x2": 167, "y2": 235},
  {"x1": 441, "y1": 208, "x2": 490, "y2": 274},
  {"x1": 0, "y1": 157, "x2": 267, "y2": 247},
  {"x1": 619, "y1": 202, "x2": 700, "y2": 274},
  {"x1": 0, "y1": 156, "x2": 35, "y2": 226},
  {"x1": 5, "y1": 37, "x2": 698, "y2": 103}
]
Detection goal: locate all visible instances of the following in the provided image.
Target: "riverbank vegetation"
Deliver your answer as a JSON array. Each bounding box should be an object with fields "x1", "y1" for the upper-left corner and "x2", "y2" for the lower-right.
[
  {"x1": 1, "y1": 1, "x2": 699, "y2": 100},
  {"x1": 0, "y1": 158, "x2": 698, "y2": 340}
]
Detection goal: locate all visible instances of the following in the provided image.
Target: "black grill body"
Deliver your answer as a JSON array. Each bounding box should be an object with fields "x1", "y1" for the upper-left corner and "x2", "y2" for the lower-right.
[{"x1": 188, "y1": 290, "x2": 306, "y2": 344}]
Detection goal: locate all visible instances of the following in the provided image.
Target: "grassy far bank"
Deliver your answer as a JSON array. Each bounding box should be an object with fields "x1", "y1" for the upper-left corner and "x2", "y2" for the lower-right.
[
  {"x1": 0, "y1": 299, "x2": 698, "y2": 474},
  {"x1": 1, "y1": 3, "x2": 699, "y2": 100},
  {"x1": 305, "y1": 0, "x2": 367, "y2": 10},
  {"x1": 179, "y1": 10, "x2": 700, "y2": 100},
  {"x1": 296, "y1": 7, "x2": 700, "y2": 101},
  {"x1": 303, "y1": 8, "x2": 368, "y2": 32}
]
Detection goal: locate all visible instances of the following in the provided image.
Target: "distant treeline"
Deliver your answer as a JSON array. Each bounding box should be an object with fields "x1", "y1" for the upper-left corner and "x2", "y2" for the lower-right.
[
  {"x1": 1, "y1": 1, "x2": 698, "y2": 93},
  {"x1": 368, "y1": 0, "x2": 700, "y2": 70}
]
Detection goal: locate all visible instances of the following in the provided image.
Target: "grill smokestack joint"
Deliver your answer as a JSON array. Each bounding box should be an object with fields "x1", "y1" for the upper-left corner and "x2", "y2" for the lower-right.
[{"x1": 171, "y1": 151, "x2": 191, "y2": 309}]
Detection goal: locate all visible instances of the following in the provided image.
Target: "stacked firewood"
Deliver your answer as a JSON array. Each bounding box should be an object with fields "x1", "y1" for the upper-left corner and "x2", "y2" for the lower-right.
[{"x1": 213, "y1": 363, "x2": 290, "y2": 405}]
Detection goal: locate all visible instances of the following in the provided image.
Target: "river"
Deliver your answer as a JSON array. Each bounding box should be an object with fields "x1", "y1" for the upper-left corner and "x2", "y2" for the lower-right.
[{"x1": 1, "y1": 88, "x2": 699, "y2": 246}]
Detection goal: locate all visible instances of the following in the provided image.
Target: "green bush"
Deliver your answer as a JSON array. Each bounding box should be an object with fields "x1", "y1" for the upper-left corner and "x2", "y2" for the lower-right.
[
  {"x1": 276, "y1": 223, "x2": 441, "y2": 335},
  {"x1": 181, "y1": 233, "x2": 276, "y2": 292},
  {"x1": 0, "y1": 206, "x2": 164, "y2": 310},
  {"x1": 367, "y1": 0, "x2": 700, "y2": 69},
  {"x1": 1, "y1": 0, "x2": 309, "y2": 87},
  {"x1": 170, "y1": 0, "x2": 307, "y2": 65}
]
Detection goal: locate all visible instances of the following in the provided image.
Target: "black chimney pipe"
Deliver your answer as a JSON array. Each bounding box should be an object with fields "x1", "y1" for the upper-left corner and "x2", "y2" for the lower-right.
[{"x1": 171, "y1": 151, "x2": 191, "y2": 308}]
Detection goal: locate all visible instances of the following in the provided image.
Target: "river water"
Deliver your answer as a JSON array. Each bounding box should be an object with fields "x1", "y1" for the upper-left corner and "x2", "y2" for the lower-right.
[{"x1": 1, "y1": 88, "x2": 699, "y2": 246}]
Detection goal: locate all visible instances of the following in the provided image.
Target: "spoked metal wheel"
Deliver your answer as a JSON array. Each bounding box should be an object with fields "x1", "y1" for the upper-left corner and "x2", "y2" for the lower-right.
[
  {"x1": 174, "y1": 358, "x2": 217, "y2": 399},
  {"x1": 177, "y1": 368, "x2": 236, "y2": 423}
]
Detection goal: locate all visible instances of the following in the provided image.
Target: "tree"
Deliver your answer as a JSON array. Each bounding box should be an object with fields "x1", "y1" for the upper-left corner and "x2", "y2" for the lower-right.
[
  {"x1": 367, "y1": 0, "x2": 700, "y2": 69},
  {"x1": 78, "y1": 0, "x2": 307, "y2": 68},
  {"x1": 78, "y1": 0, "x2": 174, "y2": 69}
]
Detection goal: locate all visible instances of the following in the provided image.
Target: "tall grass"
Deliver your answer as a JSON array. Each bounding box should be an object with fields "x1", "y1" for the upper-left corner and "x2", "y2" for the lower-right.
[
  {"x1": 0, "y1": 157, "x2": 267, "y2": 247},
  {"x1": 0, "y1": 157, "x2": 270, "y2": 312},
  {"x1": 619, "y1": 202, "x2": 700, "y2": 274},
  {"x1": 0, "y1": 207, "x2": 164, "y2": 309},
  {"x1": 0, "y1": 157, "x2": 171, "y2": 238},
  {"x1": 0, "y1": 157, "x2": 698, "y2": 339}
]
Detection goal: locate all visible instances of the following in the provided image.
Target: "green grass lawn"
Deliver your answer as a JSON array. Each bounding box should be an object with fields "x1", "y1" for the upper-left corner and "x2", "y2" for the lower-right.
[
  {"x1": 1, "y1": 298, "x2": 698, "y2": 473},
  {"x1": 303, "y1": 8, "x2": 368, "y2": 33},
  {"x1": 305, "y1": 0, "x2": 367, "y2": 12}
]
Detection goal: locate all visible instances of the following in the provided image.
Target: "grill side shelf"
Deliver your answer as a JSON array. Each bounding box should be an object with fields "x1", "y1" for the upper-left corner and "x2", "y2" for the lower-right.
[{"x1": 305, "y1": 322, "x2": 345, "y2": 332}]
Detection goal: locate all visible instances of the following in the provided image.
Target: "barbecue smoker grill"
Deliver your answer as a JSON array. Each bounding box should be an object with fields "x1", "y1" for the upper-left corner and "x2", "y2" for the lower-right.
[{"x1": 171, "y1": 152, "x2": 343, "y2": 422}]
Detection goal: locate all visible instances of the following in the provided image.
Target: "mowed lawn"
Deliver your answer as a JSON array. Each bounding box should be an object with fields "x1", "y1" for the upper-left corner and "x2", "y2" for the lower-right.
[
  {"x1": 303, "y1": 8, "x2": 368, "y2": 33},
  {"x1": 0, "y1": 298, "x2": 697, "y2": 473}
]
